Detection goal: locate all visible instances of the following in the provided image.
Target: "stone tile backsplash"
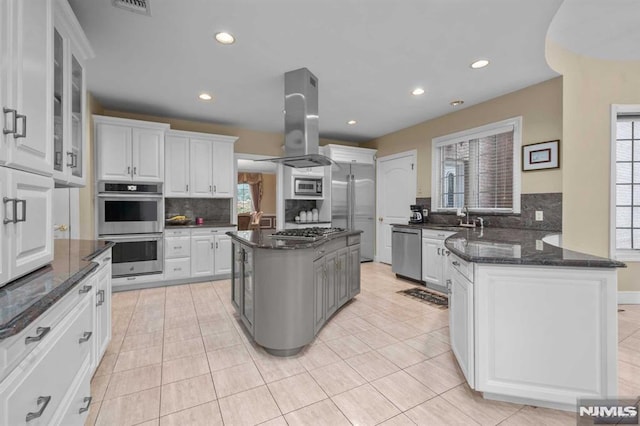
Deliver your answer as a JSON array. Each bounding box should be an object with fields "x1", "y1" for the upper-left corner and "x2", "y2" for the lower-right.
[
  {"x1": 285, "y1": 200, "x2": 318, "y2": 221},
  {"x1": 165, "y1": 198, "x2": 232, "y2": 223},
  {"x1": 415, "y1": 192, "x2": 562, "y2": 231}
]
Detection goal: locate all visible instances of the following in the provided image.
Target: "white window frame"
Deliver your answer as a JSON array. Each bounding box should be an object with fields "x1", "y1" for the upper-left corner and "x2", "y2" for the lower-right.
[
  {"x1": 610, "y1": 104, "x2": 640, "y2": 261},
  {"x1": 431, "y1": 116, "x2": 522, "y2": 214}
]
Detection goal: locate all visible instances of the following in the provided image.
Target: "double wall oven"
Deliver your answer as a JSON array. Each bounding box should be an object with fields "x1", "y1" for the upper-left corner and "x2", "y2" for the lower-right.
[{"x1": 98, "y1": 182, "x2": 163, "y2": 278}]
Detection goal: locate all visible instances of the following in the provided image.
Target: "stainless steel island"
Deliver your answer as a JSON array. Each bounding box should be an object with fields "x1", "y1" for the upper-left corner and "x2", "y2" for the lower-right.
[{"x1": 226, "y1": 228, "x2": 362, "y2": 356}]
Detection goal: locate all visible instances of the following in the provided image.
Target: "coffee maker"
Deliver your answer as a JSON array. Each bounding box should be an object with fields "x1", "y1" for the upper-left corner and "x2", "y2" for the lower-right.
[{"x1": 409, "y1": 205, "x2": 424, "y2": 224}]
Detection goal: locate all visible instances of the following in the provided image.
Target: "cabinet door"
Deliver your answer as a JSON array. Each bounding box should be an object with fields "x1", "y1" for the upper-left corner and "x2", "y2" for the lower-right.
[
  {"x1": 325, "y1": 251, "x2": 338, "y2": 318},
  {"x1": 52, "y1": 28, "x2": 65, "y2": 178},
  {"x1": 214, "y1": 234, "x2": 232, "y2": 275},
  {"x1": 422, "y1": 237, "x2": 443, "y2": 285},
  {"x1": 132, "y1": 127, "x2": 164, "y2": 182},
  {"x1": 449, "y1": 269, "x2": 474, "y2": 388},
  {"x1": 190, "y1": 138, "x2": 213, "y2": 197},
  {"x1": 68, "y1": 54, "x2": 85, "y2": 184},
  {"x1": 10, "y1": 170, "x2": 53, "y2": 279},
  {"x1": 190, "y1": 235, "x2": 214, "y2": 277},
  {"x1": 165, "y1": 135, "x2": 190, "y2": 197},
  {"x1": 240, "y1": 247, "x2": 254, "y2": 332},
  {"x1": 336, "y1": 248, "x2": 349, "y2": 306},
  {"x1": 6, "y1": 0, "x2": 53, "y2": 175},
  {"x1": 211, "y1": 141, "x2": 234, "y2": 197},
  {"x1": 0, "y1": 168, "x2": 9, "y2": 285},
  {"x1": 97, "y1": 123, "x2": 132, "y2": 181},
  {"x1": 313, "y1": 257, "x2": 325, "y2": 334},
  {"x1": 348, "y1": 245, "x2": 361, "y2": 297},
  {"x1": 95, "y1": 263, "x2": 112, "y2": 364},
  {"x1": 231, "y1": 242, "x2": 242, "y2": 310}
]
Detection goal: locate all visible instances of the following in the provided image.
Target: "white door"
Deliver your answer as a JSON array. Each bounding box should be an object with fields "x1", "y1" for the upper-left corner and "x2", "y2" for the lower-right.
[
  {"x1": 7, "y1": 0, "x2": 52, "y2": 175},
  {"x1": 190, "y1": 138, "x2": 213, "y2": 197},
  {"x1": 449, "y1": 268, "x2": 474, "y2": 388},
  {"x1": 376, "y1": 150, "x2": 416, "y2": 264},
  {"x1": 11, "y1": 169, "x2": 54, "y2": 279},
  {"x1": 422, "y1": 237, "x2": 443, "y2": 285},
  {"x1": 97, "y1": 123, "x2": 132, "y2": 181},
  {"x1": 212, "y1": 141, "x2": 234, "y2": 197},
  {"x1": 132, "y1": 128, "x2": 164, "y2": 182},
  {"x1": 191, "y1": 235, "x2": 214, "y2": 277},
  {"x1": 165, "y1": 135, "x2": 190, "y2": 196},
  {"x1": 214, "y1": 234, "x2": 232, "y2": 275}
]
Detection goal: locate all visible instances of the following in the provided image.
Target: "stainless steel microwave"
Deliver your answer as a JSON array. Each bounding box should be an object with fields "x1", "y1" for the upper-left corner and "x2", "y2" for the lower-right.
[{"x1": 294, "y1": 177, "x2": 323, "y2": 196}]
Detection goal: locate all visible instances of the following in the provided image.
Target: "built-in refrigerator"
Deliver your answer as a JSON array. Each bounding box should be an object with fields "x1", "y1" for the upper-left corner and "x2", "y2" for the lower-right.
[{"x1": 331, "y1": 163, "x2": 375, "y2": 262}]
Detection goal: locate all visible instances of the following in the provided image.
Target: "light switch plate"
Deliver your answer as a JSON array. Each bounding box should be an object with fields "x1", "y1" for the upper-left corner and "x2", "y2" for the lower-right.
[{"x1": 535, "y1": 211, "x2": 543, "y2": 221}]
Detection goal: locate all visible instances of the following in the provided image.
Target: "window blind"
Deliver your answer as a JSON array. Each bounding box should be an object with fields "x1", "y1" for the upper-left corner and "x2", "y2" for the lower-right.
[{"x1": 615, "y1": 116, "x2": 640, "y2": 249}]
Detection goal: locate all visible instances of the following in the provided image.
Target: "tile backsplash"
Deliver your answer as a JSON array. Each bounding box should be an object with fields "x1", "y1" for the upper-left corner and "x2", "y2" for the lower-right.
[
  {"x1": 416, "y1": 192, "x2": 562, "y2": 231},
  {"x1": 285, "y1": 200, "x2": 318, "y2": 221},
  {"x1": 165, "y1": 198, "x2": 231, "y2": 223}
]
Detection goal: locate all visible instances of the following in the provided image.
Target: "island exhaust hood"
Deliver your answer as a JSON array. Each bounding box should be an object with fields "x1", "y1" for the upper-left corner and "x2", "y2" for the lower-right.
[{"x1": 266, "y1": 68, "x2": 333, "y2": 168}]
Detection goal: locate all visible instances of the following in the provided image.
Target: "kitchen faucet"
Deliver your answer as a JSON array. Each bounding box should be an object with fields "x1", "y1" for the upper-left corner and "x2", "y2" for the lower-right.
[{"x1": 458, "y1": 206, "x2": 476, "y2": 228}]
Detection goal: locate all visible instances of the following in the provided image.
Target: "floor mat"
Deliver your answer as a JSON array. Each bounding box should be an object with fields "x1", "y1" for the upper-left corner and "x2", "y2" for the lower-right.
[{"x1": 398, "y1": 286, "x2": 448, "y2": 309}]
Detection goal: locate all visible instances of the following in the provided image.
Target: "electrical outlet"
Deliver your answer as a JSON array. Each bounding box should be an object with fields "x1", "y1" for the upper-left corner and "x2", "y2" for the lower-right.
[
  {"x1": 535, "y1": 210, "x2": 543, "y2": 221},
  {"x1": 536, "y1": 240, "x2": 543, "y2": 250}
]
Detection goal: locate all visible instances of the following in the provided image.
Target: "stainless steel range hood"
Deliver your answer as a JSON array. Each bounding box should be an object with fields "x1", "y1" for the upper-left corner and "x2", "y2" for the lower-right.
[{"x1": 266, "y1": 68, "x2": 332, "y2": 168}]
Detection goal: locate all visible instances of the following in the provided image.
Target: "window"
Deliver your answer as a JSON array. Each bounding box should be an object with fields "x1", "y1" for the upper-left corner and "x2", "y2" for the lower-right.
[
  {"x1": 614, "y1": 111, "x2": 640, "y2": 259},
  {"x1": 432, "y1": 117, "x2": 522, "y2": 213},
  {"x1": 237, "y1": 183, "x2": 252, "y2": 214}
]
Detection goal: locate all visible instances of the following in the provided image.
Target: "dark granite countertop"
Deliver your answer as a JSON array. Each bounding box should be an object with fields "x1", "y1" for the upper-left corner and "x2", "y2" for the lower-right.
[
  {"x1": 443, "y1": 228, "x2": 626, "y2": 268},
  {"x1": 393, "y1": 223, "x2": 470, "y2": 232},
  {"x1": 227, "y1": 229, "x2": 362, "y2": 249},
  {"x1": 165, "y1": 221, "x2": 236, "y2": 229},
  {"x1": 285, "y1": 221, "x2": 332, "y2": 225},
  {"x1": 0, "y1": 239, "x2": 115, "y2": 340}
]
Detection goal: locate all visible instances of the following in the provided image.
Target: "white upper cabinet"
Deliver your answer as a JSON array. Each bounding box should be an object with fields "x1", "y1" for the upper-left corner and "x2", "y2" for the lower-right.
[
  {"x1": 51, "y1": 0, "x2": 94, "y2": 187},
  {"x1": 1, "y1": 0, "x2": 53, "y2": 175},
  {"x1": 94, "y1": 116, "x2": 169, "y2": 183},
  {"x1": 165, "y1": 130, "x2": 237, "y2": 198}
]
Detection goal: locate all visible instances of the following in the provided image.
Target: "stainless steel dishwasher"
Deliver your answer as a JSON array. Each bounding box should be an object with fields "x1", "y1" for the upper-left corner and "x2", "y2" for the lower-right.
[{"x1": 391, "y1": 226, "x2": 422, "y2": 282}]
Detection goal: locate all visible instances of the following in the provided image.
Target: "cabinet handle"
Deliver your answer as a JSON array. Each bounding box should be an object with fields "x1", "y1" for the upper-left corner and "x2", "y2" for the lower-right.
[
  {"x1": 2, "y1": 107, "x2": 16, "y2": 134},
  {"x1": 186, "y1": 184, "x2": 189, "y2": 192},
  {"x1": 209, "y1": 185, "x2": 212, "y2": 193},
  {"x1": 437, "y1": 233, "x2": 446, "y2": 237},
  {"x1": 133, "y1": 166, "x2": 137, "y2": 175},
  {"x1": 78, "y1": 285, "x2": 92, "y2": 294},
  {"x1": 78, "y1": 331, "x2": 92, "y2": 344},
  {"x1": 79, "y1": 396, "x2": 92, "y2": 414},
  {"x1": 215, "y1": 242, "x2": 219, "y2": 249},
  {"x1": 127, "y1": 277, "x2": 135, "y2": 280},
  {"x1": 96, "y1": 289, "x2": 105, "y2": 306},
  {"x1": 26, "y1": 395, "x2": 51, "y2": 422},
  {"x1": 127, "y1": 166, "x2": 131, "y2": 175},
  {"x1": 445, "y1": 250, "x2": 450, "y2": 256},
  {"x1": 16, "y1": 199, "x2": 26, "y2": 222},
  {"x1": 25, "y1": 326, "x2": 51, "y2": 344},
  {"x1": 174, "y1": 246, "x2": 182, "y2": 249},
  {"x1": 66, "y1": 151, "x2": 74, "y2": 167},
  {"x1": 214, "y1": 185, "x2": 217, "y2": 192},
  {"x1": 14, "y1": 113, "x2": 26, "y2": 138},
  {"x1": 3, "y1": 197, "x2": 17, "y2": 224},
  {"x1": 437, "y1": 248, "x2": 440, "y2": 255},
  {"x1": 210, "y1": 242, "x2": 214, "y2": 249},
  {"x1": 173, "y1": 267, "x2": 181, "y2": 271},
  {"x1": 104, "y1": 257, "x2": 112, "y2": 262},
  {"x1": 446, "y1": 279, "x2": 452, "y2": 290},
  {"x1": 72, "y1": 153, "x2": 78, "y2": 168},
  {"x1": 452, "y1": 261, "x2": 460, "y2": 266}
]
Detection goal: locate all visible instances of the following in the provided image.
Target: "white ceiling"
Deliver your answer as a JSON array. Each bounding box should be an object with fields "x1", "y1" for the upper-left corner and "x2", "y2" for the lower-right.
[{"x1": 69, "y1": 0, "x2": 564, "y2": 143}]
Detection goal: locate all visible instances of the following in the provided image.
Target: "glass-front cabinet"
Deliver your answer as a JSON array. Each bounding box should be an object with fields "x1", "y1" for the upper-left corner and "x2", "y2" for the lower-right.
[
  {"x1": 52, "y1": 1, "x2": 93, "y2": 186},
  {"x1": 231, "y1": 242, "x2": 254, "y2": 333}
]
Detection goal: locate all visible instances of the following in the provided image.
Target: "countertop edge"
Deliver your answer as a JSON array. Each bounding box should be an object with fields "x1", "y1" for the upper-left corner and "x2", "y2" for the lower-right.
[
  {"x1": 226, "y1": 230, "x2": 363, "y2": 249},
  {"x1": 165, "y1": 223, "x2": 237, "y2": 229},
  {"x1": 84, "y1": 241, "x2": 116, "y2": 261}
]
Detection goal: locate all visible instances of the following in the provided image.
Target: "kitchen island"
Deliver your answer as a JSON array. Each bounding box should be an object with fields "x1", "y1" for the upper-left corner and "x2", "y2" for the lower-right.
[
  {"x1": 441, "y1": 227, "x2": 625, "y2": 411},
  {"x1": 227, "y1": 228, "x2": 362, "y2": 356}
]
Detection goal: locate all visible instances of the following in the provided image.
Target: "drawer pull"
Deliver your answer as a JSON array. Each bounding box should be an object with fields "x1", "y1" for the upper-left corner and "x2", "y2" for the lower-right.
[
  {"x1": 174, "y1": 246, "x2": 182, "y2": 249},
  {"x1": 26, "y1": 395, "x2": 51, "y2": 422},
  {"x1": 104, "y1": 257, "x2": 112, "y2": 262},
  {"x1": 25, "y1": 326, "x2": 51, "y2": 344},
  {"x1": 3, "y1": 107, "x2": 17, "y2": 134},
  {"x1": 79, "y1": 285, "x2": 92, "y2": 294},
  {"x1": 96, "y1": 290, "x2": 105, "y2": 306},
  {"x1": 437, "y1": 247, "x2": 440, "y2": 255},
  {"x1": 452, "y1": 261, "x2": 460, "y2": 266},
  {"x1": 79, "y1": 331, "x2": 92, "y2": 344},
  {"x1": 173, "y1": 267, "x2": 181, "y2": 271},
  {"x1": 437, "y1": 233, "x2": 446, "y2": 237},
  {"x1": 14, "y1": 113, "x2": 26, "y2": 139},
  {"x1": 79, "y1": 396, "x2": 92, "y2": 414}
]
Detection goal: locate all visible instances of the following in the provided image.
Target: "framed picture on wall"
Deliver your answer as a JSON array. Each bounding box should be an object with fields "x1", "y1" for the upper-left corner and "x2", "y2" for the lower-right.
[{"x1": 522, "y1": 140, "x2": 560, "y2": 171}]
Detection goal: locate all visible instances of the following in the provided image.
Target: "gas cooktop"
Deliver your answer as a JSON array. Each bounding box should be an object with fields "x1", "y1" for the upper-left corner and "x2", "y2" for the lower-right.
[{"x1": 270, "y1": 227, "x2": 345, "y2": 241}]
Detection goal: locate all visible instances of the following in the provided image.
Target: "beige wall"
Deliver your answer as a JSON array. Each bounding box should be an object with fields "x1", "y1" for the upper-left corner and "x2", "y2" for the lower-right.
[
  {"x1": 546, "y1": 41, "x2": 640, "y2": 291},
  {"x1": 260, "y1": 173, "x2": 277, "y2": 214},
  {"x1": 361, "y1": 77, "x2": 563, "y2": 197}
]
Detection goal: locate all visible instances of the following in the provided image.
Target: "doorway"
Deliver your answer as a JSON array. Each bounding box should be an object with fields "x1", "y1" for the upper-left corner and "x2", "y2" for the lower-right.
[{"x1": 235, "y1": 154, "x2": 283, "y2": 230}]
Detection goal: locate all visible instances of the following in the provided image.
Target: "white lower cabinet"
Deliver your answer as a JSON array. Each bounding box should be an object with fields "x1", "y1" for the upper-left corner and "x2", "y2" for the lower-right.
[
  {"x1": 448, "y1": 265, "x2": 474, "y2": 388},
  {"x1": 421, "y1": 229, "x2": 454, "y2": 292},
  {"x1": 214, "y1": 234, "x2": 232, "y2": 275},
  {"x1": 191, "y1": 234, "x2": 215, "y2": 278},
  {"x1": 0, "y1": 248, "x2": 112, "y2": 426}
]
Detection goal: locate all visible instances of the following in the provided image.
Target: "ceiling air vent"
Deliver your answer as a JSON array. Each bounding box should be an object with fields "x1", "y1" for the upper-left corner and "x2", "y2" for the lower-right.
[{"x1": 112, "y1": 0, "x2": 151, "y2": 16}]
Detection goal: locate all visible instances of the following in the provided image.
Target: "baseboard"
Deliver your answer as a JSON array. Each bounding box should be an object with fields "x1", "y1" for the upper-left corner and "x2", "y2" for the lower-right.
[{"x1": 618, "y1": 291, "x2": 640, "y2": 304}]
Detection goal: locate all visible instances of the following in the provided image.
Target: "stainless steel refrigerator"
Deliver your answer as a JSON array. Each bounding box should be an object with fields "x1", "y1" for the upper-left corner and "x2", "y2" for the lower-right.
[{"x1": 331, "y1": 163, "x2": 375, "y2": 262}]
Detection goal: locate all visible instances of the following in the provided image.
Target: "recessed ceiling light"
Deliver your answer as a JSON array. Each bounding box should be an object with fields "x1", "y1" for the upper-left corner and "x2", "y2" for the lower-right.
[
  {"x1": 215, "y1": 32, "x2": 235, "y2": 45},
  {"x1": 347, "y1": 120, "x2": 357, "y2": 125},
  {"x1": 470, "y1": 59, "x2": 489, "y2": 69},
  {"x1": 411, "y1": 88, "x2": 425, "y2": 96},
  {"x1": 450, "y1": 100, "x2": 464, "y2": 107},
  {"x1": 198, "y1": 93, "x2": 213, "y2": 101}
]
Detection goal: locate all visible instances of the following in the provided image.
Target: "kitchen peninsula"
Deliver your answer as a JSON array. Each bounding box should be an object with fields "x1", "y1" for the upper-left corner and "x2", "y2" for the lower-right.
[{"x1": 227, "y1": 228, "x2": 362, "y2": 356}]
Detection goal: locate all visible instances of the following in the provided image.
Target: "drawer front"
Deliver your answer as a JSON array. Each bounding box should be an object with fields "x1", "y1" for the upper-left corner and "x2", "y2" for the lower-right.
[
  {"x1": 191, "y1": 227, "x2": 235, "y2": 237},
  {"x1": 0, "y1": 278, "x2": 93, "y2": 382},
  {"x1": 450, "y1": 254, "x2": 474, "y2": 282},
  {"x1": 421, "y1": 229, "x2": 455, "y2": 240},
  {"x1": 91, "y1": 249, "x2": 112, "y2": 270},
  {"x1": 165, "y1": 236, "x2": 191, "y2": 258},
  {"x1": 56, "y1": 356, "x2": 92, "y2": 426},
  {"x1": 0, "y1": 297, "x2": 93, "y2": 426},
  {"x1": 347, "y1": 234, "x2": 361, "y2": 246},
  {"x1": 165, "y1": 258, "x2": 191, "y2": 280},
  {"x1": 165, "y1": 228, "x2": 190, "y2": 237}
]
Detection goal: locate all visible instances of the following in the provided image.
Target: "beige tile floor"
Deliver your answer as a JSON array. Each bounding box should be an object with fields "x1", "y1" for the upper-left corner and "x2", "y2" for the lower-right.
[{"x1": 86, "y1": 262, "x2": 640, "y2": 426}]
